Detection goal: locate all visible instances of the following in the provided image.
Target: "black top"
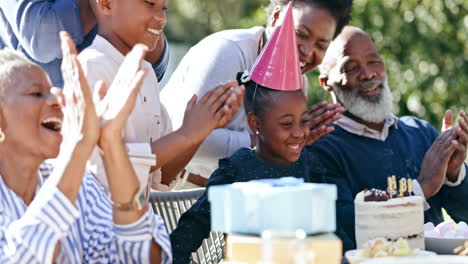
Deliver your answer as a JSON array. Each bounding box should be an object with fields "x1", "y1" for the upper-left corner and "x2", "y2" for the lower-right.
[{"x1": 170, "y1": 147, "x2": 323, "y2": 264}]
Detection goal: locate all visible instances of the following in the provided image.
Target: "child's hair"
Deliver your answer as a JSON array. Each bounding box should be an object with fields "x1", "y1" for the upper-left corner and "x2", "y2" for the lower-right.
[
  {"x1": 236, "y1": 72, "x2": 282, "y2": 117},
  {"x1": 266, "y1": 0, "x2": 353, "y2": 38}
]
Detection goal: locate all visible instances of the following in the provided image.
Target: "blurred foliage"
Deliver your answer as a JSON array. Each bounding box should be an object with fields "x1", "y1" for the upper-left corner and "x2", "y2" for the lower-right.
[
  {"x1": 165, "y1": 0, "x2": 467, "y2": 128},
  {"x1": 165, "y1": 0, "x2": 269, "y2": 44}
]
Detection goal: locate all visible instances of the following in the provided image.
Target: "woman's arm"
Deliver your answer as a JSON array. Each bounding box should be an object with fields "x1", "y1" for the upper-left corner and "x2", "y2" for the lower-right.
[
  {"x1": 100, "y1": 130, "x2": 167, "y2": 263},
  {"x1": 0, "y1": 175, "x2": 80, "y2": 263},
  {"x1": 0, "y1": 30, "x2": 99, "y2": 263},
  {"x1": 47, "y1": 31, "x2": 99, "y2": 203},
  {"x1": 97, "y1": 43, "x2": 172, "y2": 263},
  {"x1": 154, "y1": 81, "x2": 244, "y2": 184},
  {"x1": 161, "y1": 38, "x2": 250, "y2": 159}
]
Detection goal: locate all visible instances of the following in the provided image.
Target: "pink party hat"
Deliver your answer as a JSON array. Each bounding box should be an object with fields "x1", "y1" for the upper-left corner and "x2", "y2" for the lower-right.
[{"x1": 250, "y1": 2, "x2": 302, "y2": 91}]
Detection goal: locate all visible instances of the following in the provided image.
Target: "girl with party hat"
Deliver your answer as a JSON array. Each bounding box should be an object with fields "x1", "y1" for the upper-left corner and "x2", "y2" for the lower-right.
[
  {"x1": 170, "y1": 5, "x2": 326, "y2": 262},
  {"x1": 161, "y1": 0, "x2": 352, "y2": 187}
]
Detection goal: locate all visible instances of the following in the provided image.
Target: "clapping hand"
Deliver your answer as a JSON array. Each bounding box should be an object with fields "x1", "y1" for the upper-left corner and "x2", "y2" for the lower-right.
[
  {"x1": 56, "y1": 31, "x2": 99, "y2": 153},
  {"x1": 442, "y1": 110, "x2": 468, "y2": 181},
  {"x1": 180, "y1": 81, "x2": 245, "y2": 144},
  {"x1": 216, "y1": 83, "x2": 245, "y2": 129},
  {"x1": 305, "y1": 101, "x2": 344, "y2": 145},
  {"x1": 418, "y1": 128, "x2": 457, "y2": 199},
  {"x1": 50, "y1": 31, "x2": 101, "y2": 206},
  {"x1": 96, "y1": 44, "x2": 148, "y2": 145}
]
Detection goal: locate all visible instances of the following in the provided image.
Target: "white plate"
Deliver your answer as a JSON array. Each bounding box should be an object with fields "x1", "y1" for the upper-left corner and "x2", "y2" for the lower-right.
[
  {"x1": 345, "y1": 249, "x2": 436, "y2": 264},
  {"x1": 362, "y1": 255, "x2": 468, "y2": 264},
  {"x1": 425, "y1": 236, "x2": 467, "y2": 254}
]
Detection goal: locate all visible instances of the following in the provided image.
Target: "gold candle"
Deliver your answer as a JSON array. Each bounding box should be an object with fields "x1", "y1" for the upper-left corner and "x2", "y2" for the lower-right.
[
  {"x1": 399, "y1": 178, "x2": 407, "y2": 197},
  {"x1": 407, "y1": 178, "x2": 413, "y2": 195}
]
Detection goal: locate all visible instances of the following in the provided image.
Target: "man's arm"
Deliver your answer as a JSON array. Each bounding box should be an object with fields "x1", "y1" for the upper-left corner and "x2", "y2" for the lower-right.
[
  {"x1": 445, "y1": 111, "x2": 468, "y2": 182},
  {"x1": 322, "y1": 174, "x2": 356, "y2": 251},
  {"x1": 306, "y1": 145, "x2": 356, "y2": 251},
  {"x1": 2, "y1": 0, "x2": 89, "y2": 63},
  {"x1": 77, "y1": 0, "x2": 96, "y2": 36},
  {"x1": 417, "y1": 128, "x2": 458, "y2": 199}
]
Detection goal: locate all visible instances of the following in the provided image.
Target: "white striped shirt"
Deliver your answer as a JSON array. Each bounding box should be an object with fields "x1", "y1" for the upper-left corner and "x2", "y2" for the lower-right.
[{"x1": 0, "y1": 163, "x2": 172, "y2": 263}]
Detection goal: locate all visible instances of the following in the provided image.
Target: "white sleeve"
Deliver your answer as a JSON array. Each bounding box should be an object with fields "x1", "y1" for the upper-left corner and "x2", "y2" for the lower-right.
[
  {"x1": 412, "y1": 180, "x2": 431, "y2": 211},
  {"x1": 444, "y1": 165, "x2": 466, "y2": 187}
]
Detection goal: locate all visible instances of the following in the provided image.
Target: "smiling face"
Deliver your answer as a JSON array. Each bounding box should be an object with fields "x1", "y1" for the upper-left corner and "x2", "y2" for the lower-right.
[
  {"x1": 326, "y1": 31, "x2": 393, "y2": 123},
  {"x1": 250, "y1": 90, "x2": 310, "y2": 167},
  {"x1": 336, "y1": 33, "x2": 387, "y2": 99},
  {"x1": 0, "y1": 65, "x2": 63, "y2": 160},
  {"x1": 104, "y1": 0, "x2": 167, "y2": 53},
  {"x1": 269, "y1": 3, "x2": 337, "y2": 74}
]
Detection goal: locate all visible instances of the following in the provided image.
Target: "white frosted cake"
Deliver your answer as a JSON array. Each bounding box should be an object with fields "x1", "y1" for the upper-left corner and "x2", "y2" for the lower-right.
[{"x1": 355, "y1": 189, "x2": 425, "y2": 250}]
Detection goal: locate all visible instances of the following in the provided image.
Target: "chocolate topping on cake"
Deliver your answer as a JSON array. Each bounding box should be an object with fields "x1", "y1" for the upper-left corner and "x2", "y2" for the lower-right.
[{"x1": 363, "y1": 188, "x2": 390, "y2": 202}]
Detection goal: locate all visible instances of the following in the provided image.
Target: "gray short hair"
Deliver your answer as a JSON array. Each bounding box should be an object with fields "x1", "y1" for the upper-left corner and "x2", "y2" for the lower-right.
[{"x1": 0, "y1": 49, "x2": 36, "y2": 96}]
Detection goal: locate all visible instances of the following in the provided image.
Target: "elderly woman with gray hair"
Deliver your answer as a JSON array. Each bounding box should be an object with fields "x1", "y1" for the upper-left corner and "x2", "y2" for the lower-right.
[{"x1": 0, "y1": 32, "x2": 171, "y2": 263}]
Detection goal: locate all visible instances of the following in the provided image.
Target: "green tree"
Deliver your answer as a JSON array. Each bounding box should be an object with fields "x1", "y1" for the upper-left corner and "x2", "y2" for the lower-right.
[{"x1": 166, "y1": 0, "x2": 268, "y2": 44}]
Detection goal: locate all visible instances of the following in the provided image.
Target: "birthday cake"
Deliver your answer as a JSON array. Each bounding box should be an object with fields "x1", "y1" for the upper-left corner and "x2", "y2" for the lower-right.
[{"x1": 355, "y1": 177, "x2": 425, "y2": 250}]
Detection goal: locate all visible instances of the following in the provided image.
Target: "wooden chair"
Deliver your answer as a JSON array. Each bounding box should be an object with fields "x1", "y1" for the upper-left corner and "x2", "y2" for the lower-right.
[{"x1": 149, "y1": 188, "x2": 224, "y2": 264}]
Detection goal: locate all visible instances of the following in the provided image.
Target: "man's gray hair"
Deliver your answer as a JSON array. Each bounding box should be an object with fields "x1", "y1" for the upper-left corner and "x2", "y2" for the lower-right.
[{"x1": 0, "y1": 49, "x2": 36, "y2": 96}]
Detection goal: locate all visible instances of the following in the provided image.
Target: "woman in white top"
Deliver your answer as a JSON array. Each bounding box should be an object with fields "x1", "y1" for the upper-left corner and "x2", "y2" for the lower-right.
[
  {"x1": 0, "y1": 32, "x2": 170, "y2": 263},
  {"x1": 161, "y1": 0, "x2": 353, "y2": 184}
]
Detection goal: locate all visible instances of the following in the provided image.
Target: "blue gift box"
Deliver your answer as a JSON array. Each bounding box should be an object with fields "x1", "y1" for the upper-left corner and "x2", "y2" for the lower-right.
[{"x1": 208, "y1": 177, "x2": 337, "y2": 234}]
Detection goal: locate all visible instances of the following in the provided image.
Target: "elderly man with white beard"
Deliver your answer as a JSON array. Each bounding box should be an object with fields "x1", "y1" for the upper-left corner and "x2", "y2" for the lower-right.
[{"x1": 306, "y1": 26, "x2": 468, "y2": 252}]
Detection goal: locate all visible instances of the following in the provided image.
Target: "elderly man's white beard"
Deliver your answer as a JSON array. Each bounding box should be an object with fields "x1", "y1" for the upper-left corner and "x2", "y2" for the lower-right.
[{"x1": 333, "y1": 79, "x2": 393, "y2": 123}]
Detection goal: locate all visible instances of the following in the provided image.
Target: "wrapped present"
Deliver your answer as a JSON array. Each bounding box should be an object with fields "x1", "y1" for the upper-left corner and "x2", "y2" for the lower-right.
[
  {"x1": 208, "y1": 177, "x2": 337, "y2": 234},
  {"x1": 224, "y1": 232, "x2": 342, "y2": 264}
]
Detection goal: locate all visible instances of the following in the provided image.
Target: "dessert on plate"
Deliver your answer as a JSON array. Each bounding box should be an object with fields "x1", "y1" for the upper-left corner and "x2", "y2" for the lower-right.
[
  {"x1": 454, "y1": 241, "x2": 468, "y2": 256},
  {"x1": 362, "y1": 256, "x2": 468, "y2": 264},
  {"x1": 345, "y1": 238, "x2": 435, "y2": 264},
  {"x1": 359, "y1": 237, "x2": 420, "y2": 257}
]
